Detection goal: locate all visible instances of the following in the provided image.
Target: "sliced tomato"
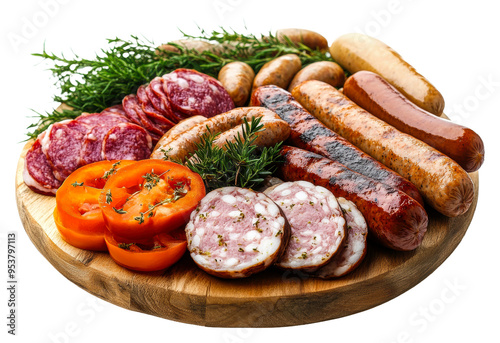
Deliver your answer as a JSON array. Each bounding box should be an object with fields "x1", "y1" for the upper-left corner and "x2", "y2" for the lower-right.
[
  {"x1": 55, "y1": 160, "x2": 136, "y2": 250},
  {"x1": 54, "y1": 208, "x2": 107, "y2": 251},
  {"x1": 99, "y1": 160, "x2": 205, "y2": 240},
  {"x1": 104, "y1": 228, "x2": 187, "y2": 272}
]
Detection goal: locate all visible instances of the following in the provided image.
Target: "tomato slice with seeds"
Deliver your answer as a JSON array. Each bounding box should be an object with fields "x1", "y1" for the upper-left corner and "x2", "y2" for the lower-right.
[
  {"x1": 104, "y1": 228, "x2": 187, "y2": 272},
  {"x1": 99, "y1": 160, "x2": 205, "y2": 240},
  {"x1": 55, "y1": 160, "x2": 136, "y2": 250}
]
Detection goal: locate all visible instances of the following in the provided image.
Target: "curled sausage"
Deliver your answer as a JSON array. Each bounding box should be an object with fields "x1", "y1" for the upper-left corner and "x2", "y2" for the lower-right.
[
  {"x1": 330, "y1": 33, "x2": 445, "y2": 116},
  {"x1": 343, "y1": 71, "x2": 485, "y2": 172},
  {"x1": 218, "y1": 61, "x2": 255, "y2": 107},
  {"x1": 153, "y1": 115, "x2": 207, "y2": 153},
  {"x1": 150, "y1": 107, "x2": 290, "y2": 162},
  {"x1": 288, "y1": 61, "x2": 346, "y2": 92},
  {"x1": 292, "y1": 80, "x2": 474, "y2": 217}
]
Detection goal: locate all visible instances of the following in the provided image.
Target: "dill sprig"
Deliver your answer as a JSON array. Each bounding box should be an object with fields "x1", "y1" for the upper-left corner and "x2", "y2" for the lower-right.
[
  {"x1": 185, "y1": 116, "x2": 283, "y2": 192},
  {"x1": 28, "y1": 28, "x2": 333, "y2": 140}
]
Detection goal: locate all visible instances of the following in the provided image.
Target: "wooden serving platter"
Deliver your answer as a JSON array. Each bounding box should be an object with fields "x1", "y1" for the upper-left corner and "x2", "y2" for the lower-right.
[{"x1": 15, "y1": 141, "x2": 479, "y2": 327}]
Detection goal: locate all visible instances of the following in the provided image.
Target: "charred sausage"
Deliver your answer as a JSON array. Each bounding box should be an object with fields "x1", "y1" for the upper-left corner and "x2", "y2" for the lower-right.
[
  {"x1": 251, "y1": 85, "x2": 424, "y2": 206},
  {"x1": 292, "y1": 80, "x2": 474, "y2": 217},
  {"x1": 343, "y1": 71, "x2": 485, "y2": 172},
  {"x1": 218, "y1": 61, "x2": 255, "y2": 106},
  {"x1": 278, "y1": 146, "x2": 428, "y2": 251}
]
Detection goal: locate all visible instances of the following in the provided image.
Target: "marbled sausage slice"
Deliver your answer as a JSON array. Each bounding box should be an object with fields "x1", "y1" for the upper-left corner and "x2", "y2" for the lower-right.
[
  {"x1": 101, "y1": 123, "x2": 152, "y2": 161},
  {"x1": 264, "y1": 181, "x2": 346, "y2": 271},
  {"x1": 185, "y1": 187, "x2": 290, "y2": 278},
  {"x1": 314, "y1": 197, "x2": 368, "y2": 278},
  {"x1": 23, "y1": 133, "x2": 61, "y2": 195}
]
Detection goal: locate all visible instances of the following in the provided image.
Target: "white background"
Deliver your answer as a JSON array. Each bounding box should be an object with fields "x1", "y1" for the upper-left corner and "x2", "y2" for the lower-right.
[{"x1": 1, "y1": 0, "x2": 498, "y2": 342}]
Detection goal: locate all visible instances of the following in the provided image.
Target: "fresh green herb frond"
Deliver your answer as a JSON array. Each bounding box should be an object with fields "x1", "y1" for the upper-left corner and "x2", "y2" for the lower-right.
[
  {"x1": 29, "y1": 28, "x2": 333, "y2": 139},
  {"x1": 185, "y1": 116, "x2": 283, "y2": 191}
]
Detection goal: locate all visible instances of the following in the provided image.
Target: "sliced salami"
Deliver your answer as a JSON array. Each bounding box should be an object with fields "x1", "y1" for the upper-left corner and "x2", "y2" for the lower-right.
[
  {"x1": 40, "y1": 119, "x2": 89, "y2": 181},
  {"x1": 137, "y1": 84, "x2": 175, "y2": 132},
  {"x1": 314, "y1": 197, "x2": 368, "y2": 278},
  {"x1": 101, "y1": 104, "x2": 127, "y2": 117},
  {"x1": 163, "y1": 69, "x2": 235, "y2": 118},
  {"x1": 122, "y1": 94, "x2": 144, "y2": 126},
  {"x1": 185, "y1": 187, "x2": 290, "y2": 278},
  {"x1": 264, "y1": 181, "x2": 346, "y2": 271},
  {"x1": 23, "y1": 133, "x2": 61, "y2": 195},
  {"x1": 101, "y1": 123, "x2": 152, "y2": 161},
  {"x1": 149, "y1": 77, "x2": 181, "y2": 123}
]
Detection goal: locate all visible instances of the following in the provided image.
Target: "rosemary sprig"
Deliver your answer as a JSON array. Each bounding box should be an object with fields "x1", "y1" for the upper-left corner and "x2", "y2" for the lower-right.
[
  {"x1": 185, "y1": 116, "x2": 283, "y2": 192},
  {"x1": 29, "y1": 28, "x2": 333, "y2": 139}
]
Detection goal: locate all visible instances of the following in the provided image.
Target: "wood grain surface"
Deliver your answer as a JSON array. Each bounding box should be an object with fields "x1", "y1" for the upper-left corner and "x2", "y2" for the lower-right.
[{"x1": 15, "y1": 141, "x2": 479, "y2": 327}]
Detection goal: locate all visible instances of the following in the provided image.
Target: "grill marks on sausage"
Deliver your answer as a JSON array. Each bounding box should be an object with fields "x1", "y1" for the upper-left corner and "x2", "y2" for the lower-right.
[
  {"x1": 279, "y1": 146, "x2": 428, "y2": 251},
  {"x1": 251, "y1": 85, "x2": 424, "y2": 206}
]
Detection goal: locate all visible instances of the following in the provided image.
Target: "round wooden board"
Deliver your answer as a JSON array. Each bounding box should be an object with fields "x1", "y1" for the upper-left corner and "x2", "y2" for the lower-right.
[{"x1": 15, "y1": 141, "x2": 479, "y2": 327}]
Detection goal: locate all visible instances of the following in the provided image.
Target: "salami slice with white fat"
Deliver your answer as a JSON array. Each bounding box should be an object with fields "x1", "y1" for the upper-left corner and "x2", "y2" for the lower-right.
[
  {"x1": 23, "y1": 133, "x2": 61, "y2": 195},
  {"x1": 314, "y1": 197, "x2": 368, "y2": 278},
  {"x1": 185, "y1": 187, "x2": 290, "y2": 278},
  {"x1": 100, "y1": 104, "x2": 127, "y2": 117},
  {"x1": 40, "y1": 119, "x2": 89, "y2": 181},
  {"x1": 264, "y1": 181, "x2": 346, "y2": 271},
  {"x1": 163, "y1": 69, "x2": 235, "y2": 118},
  {"x1": 77, "y1": 112, "x2": 131, "y2": 164},
  {"x1": 101, "y1": 123, "x2": 152, "y2": 161}
]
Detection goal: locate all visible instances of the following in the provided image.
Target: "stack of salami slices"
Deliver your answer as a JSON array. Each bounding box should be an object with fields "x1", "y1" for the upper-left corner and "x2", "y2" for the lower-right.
[
  {"x1": 124, "y1": 69, "x2": 235, "y2": 142},
  {"x1": 23, "y1": 69, "x2": 235, "y2": 196}
]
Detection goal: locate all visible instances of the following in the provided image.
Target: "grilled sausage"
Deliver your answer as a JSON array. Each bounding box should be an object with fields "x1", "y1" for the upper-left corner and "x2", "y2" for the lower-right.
[
  {"x1": 153, "y1": 115, "x2": 207, "y2": 153},
  {"x1": 292, "y1": 80, "x2": 474, "y2": 217},
  {"x1": 218, "y1": 61, "x2": 255, "y2": 106},
  {"x1": 150, "y1": 107, "x2": 290, "y2": 162},
  {"x1": 343, "y1": 71, "x2": 485, "y2": 173},
  {"x1": 329, "y1": 33, "x2": 445, "y2": 115},
  {"x1": 252, "y1": 54, "x2": 302, "y2": 95},
  {"x1": 276, "y1": 28, "x2": 329, "y2": 51},
  {"x1": 278, "y1": 146, "x2": 428, "y2": 251},
  {"x1": 288, "y1": 61, "x2": 345, "y2": 92},
  {"x1": 251, "y1": 85, "x2": 424, "y2": 206}
]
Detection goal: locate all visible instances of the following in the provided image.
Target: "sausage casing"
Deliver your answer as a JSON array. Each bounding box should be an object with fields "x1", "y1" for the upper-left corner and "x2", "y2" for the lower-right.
[
  {"x1": 252, "y1": 54, "x2": 302, "y2": 94},
  {"x1": 276, "y1": 28, "x2": 329, "y2": 51},
  {"x1": 292, "y1": 80, "x2": 474, "y2": 217},
  {"x1": 218, "y1": 61, "x2": 255, "y2": 107},
  {"x1": 288, "y1": 61, "x2": 346, "y2": 92},
  {"x1": 150, "y1": 107, "x2": 290, "y2": 162},
  {"x1": 251, "y1": 85, "x2": 424, "y2": 206},
  {"x1": 279, "y1": 145, "x2": 428, "y2": 251},
  {"x1": 343, "y1": 71, "x2": 485, "y2": 172},
  {"x1": 330, "y1": 33, "x2": 445, "y2": 115}
]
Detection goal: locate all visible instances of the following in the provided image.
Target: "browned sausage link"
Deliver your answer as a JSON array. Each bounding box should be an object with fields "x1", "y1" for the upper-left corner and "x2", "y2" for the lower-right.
[
  {"x1": 330, "y1": 33, "x2": 445, "y2": 116},
  {"x1": 276, "y1": 28, "x2": 329, "y2": 51},
  {"x1": 218, "y1": 61, "x2": 255, "y2": 107},
  {"x1": 252, "y1": 54, "x2": 302, "y2": 95},
  {"x1": 288, "y1": 61, "x2": 346, "y2": 92},
  {"x1": 343, "y1": 71, "x2": 485, "y2": 173},
  {"x1": 153, "y1": 115, "x2": 207, "y2": 153},
  {"x1": 150, "y1": 107, "x2": 290, "y2": 162},
  {"x1": 251, "y1": 85, "x2": 424, "y2": 206},
  {"x1": 279, "y1": 146, "x2": 428, "y2": 251},
  {"x1": 157, "y1": 39, "x2": 218, "y2": 55},
  {"x1": 293, "y1": 80, "x2": 474, "y2": 217}
]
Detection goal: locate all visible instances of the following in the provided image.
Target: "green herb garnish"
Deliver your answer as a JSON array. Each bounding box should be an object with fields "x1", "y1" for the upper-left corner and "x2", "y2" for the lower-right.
[{"x1": 185, "y1": 116, "x2": 282, "y2": 191}]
